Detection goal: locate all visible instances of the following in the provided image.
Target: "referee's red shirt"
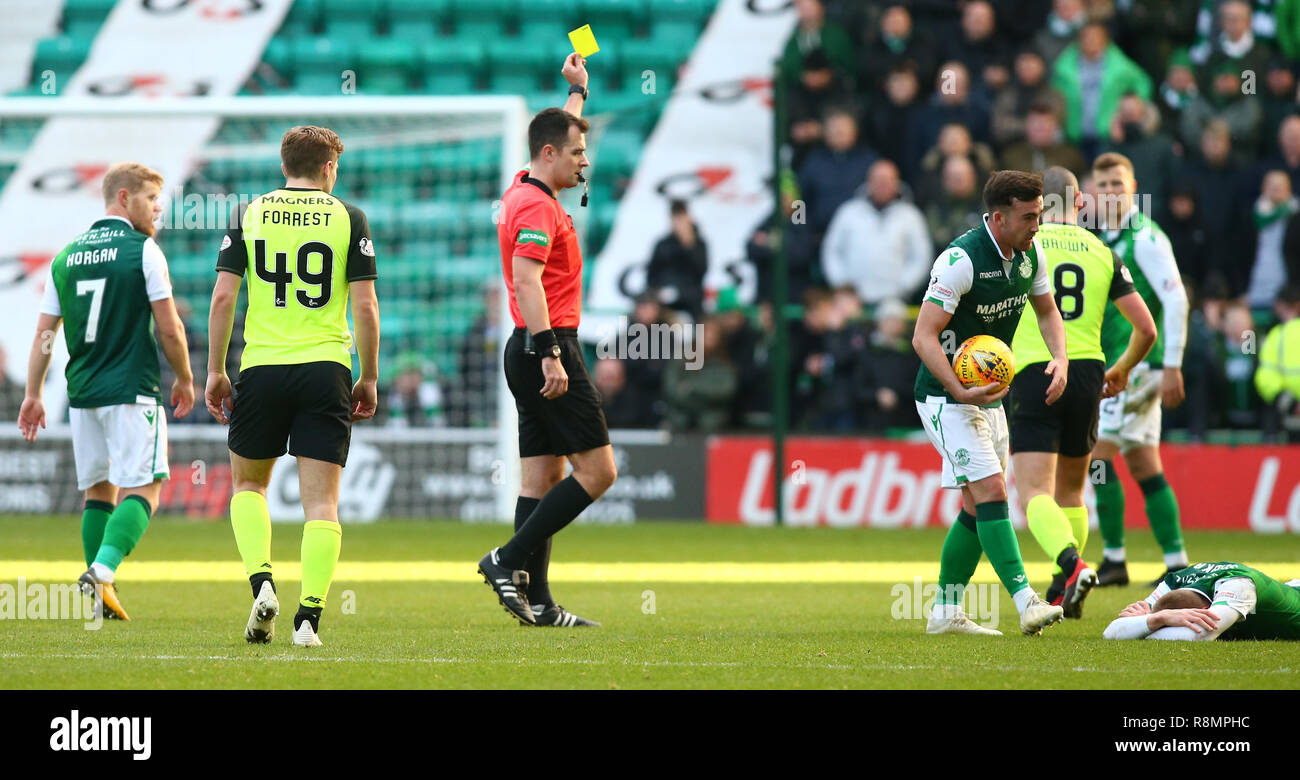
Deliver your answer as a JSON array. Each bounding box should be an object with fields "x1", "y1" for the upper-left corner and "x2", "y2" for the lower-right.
[{"x1": 498, "y1": 170, "x2": 583, "y2": 329}]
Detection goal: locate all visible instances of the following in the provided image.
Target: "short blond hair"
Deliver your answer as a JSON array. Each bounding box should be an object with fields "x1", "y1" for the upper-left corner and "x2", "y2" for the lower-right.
[
  {"x1": 101, "y1": 162, "x2": 163, "y2": 205},
  {"x1": 281, "y1": 125, "x2": 344, "y2": 178},
  {"x1": 1092, "y1": 152, "x2": 1134, "y2": 176}
]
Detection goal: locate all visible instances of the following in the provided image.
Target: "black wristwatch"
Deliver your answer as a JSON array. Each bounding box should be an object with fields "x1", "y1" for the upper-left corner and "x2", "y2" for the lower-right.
[{"x1": 568, "y1": 83, "x2": 588, "y2": 101}]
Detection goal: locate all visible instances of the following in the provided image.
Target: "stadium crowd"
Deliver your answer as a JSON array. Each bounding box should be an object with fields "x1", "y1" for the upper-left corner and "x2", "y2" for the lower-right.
[{"x1": 582, "y1": 0, "x2": 1300, "y2": 440}]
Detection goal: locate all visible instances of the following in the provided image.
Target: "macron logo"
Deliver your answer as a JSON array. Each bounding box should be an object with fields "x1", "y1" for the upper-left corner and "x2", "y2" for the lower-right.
[{"x1": 49, "y1": 710, "x2": 151, "y2": 761}]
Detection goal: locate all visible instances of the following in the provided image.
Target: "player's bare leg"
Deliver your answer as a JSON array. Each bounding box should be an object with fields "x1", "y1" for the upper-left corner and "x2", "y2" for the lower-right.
[
  {"x1": 78, "y1": 479, "x2": 162, "y2": 622},
  {"x1": 1124, "y1": 444, "x2": 1187, "y2": 585},
  {"x1": 292, "y1": 456, "x2": 342, "y2": 646},
  {"x1": 230, "y1": 453, "x2": 279, "y2": 643}
]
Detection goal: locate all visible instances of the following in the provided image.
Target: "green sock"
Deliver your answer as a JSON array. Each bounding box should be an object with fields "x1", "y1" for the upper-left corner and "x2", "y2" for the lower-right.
[
  {"x1": 1025, "y1": 493, "x2": 1077, "y2": 576},
  {"x1": 1093, "y1": 459, "x2": 1125, "y2": 551},
  {"x1": 81, "y1": 500, "x2": 113, "y2": 568},
  {"x1": 975, "y1": 500, "x2": 1030, "y2": 596},
  {"x1": 93, "y1": 496, "x2": 151, "y2": 572},
  {"x1": 1139, "y1": 474, "x2": 1185, "y2": 556},
  {"x1": 300, "y1": 520, "x2": 342, "y2": 610},
  {"x1": 230, "y1": 491, "x2": 273, "y2": 578},
  {"x1": 938, "y1": 510, "x2": 982, "y2": 605},
  {"x1": 1061, "y1": 505, "x2": 1089, "y2": 557}
]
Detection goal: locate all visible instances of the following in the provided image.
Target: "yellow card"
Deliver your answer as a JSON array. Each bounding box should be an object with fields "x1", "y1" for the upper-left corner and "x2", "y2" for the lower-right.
[{"x1": 568, "y1": 25, "x2": 599, "y2": 57}]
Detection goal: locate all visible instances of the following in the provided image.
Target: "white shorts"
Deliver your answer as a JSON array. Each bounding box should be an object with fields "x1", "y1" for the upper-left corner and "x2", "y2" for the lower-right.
[
  {"x1": 1097, "y1": 363, "x2": 1162, "y2": 452},
  {"x1": 916, "y1": 396, "x2": 1009, "y2": 489},
  {"x1": 69, "y1": 397, "x2": 170, "y2": 491}
]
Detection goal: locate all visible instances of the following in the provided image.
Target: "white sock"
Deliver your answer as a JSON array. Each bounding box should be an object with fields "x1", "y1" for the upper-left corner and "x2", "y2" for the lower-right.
[
  {"x1": 89, "y1": 562, "x2": 114, "y2": 583},
  {"x1": 931, "y1": 601, "x2": 962, "y2": 621},
  {"x1": 1012, "y1": 587, "x2": 1035, "y2": 615},
  {"x1": 1163, "y1": 551, "x2": 1189, "y2": 569},
  {"x1": 1103, "y1": 547, "x2": 1126, "y2": 563}
]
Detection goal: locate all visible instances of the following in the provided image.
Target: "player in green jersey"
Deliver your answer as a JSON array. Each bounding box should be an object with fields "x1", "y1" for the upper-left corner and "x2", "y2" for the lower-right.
[
  {"x1": 1089, "y1": 153, "x2": 1191, "y2": 588},
  {"x1": 18, "y1": 162, "x2": 196, "y2": 620},
  {"x1": 206, "y1": 126, "x2": 380, "y2": 647},
  {"x1": 1103, "y1": 562, "x2": 1300, "y2": 641},
  {"x1": 913, "y1": 170, "x2": 1069, "y2": 637},
  {"x1": 1008, "y1": 167, "x2": 1156, "y2": 619}
]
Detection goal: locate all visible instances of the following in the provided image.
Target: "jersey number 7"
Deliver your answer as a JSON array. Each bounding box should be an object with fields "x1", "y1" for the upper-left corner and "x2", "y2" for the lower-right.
[{"x1": 253, "y1": 239, "x2": 334, "y2": 309}]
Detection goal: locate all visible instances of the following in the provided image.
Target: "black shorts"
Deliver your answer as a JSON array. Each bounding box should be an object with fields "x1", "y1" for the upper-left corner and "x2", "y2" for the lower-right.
[
  {"x1": 228, "y1": 361, "x2": 354, "y2": 466},
  {"x1": 1008, "y1": 359, "x2": 1105, "y2": 457},
  {"x1": 504, "y1": 327, "x2": 610, "y2": 458}
]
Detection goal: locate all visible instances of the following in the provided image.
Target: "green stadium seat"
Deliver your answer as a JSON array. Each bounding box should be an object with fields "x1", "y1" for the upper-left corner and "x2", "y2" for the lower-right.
[
  {"x1": 320, "y1": 0, "x2": 383, "y2": 39},
  {"x1": 62, "y1": 18, "x2": 106, "y2": 39},
  {"x1": 486, "y1": 40, "x2": 550, "y2": 93},
  {"x1": 515, "y1": 0, "x2": 576, "y2": 41},
  {"x1": 419, "y1": 38, "x2": 484, "y2": 94},
  {"x1": 591, "y1": 127, "x2": 642, "y2": 179},
  {"x1": 618, "y1": 38, "x2": 691, "y2": 93},
  {"x1": 651, "y1": 0, "x2": 714, "y2": 23},
  {"x1": 278, "y1": 0, "x2": 322, "y2": 37},
  {"x1": 388, "y1": 0, "x2": 449, "y2": 39},
  {"x1": 31, "y1": 37, "x2": 93, "y2": 81},
  {"x1": 61, "y1": 0, "x2": 115, "y2": 30},
  {"x1": 292, "y1": 37, "x2": 357, "y2": 93},
  {"x1": 450, "y1": 0, "x2": 516, "y2": 39},
  {"x1": 263, "y1": 37, "x2": 295, "y2": 80},
  {"x1": 583, "y1": 0, "x2": 645, "y2": 41},
  {"x1": 359, "y1": 38, "x2": 418, "y2": 93},
  {"x1": 650, "y1": 19, "x2": 701, "y2": 42}
]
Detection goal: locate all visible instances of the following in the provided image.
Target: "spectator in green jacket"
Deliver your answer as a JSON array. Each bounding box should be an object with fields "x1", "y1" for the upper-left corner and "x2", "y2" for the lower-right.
[
  {"x1": 779, "y1": 0, "x2": 856, "y2": 86},
  {"x1": 1051, "y1": 22, "x2": 1153, "y2": 158},
  {"x1": 1278, "y1": 0, "x2": 1300, "y2": 59}
]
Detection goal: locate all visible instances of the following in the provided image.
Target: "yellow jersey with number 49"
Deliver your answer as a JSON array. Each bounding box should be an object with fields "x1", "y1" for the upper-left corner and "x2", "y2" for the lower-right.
[
  {"x1": 216, "y1": 188, "x2": 377, "y2": 372},
  {"x1": 1011, "y1": 222, "x2": 1133, "y2": 371}
]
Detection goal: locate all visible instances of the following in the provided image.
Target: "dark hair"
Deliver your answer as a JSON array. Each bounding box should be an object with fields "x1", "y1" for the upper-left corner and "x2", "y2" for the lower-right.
[
  {"x1": 669, "y1": 199, "x2": 689, "y2": 217},
  {"x1": 1027, "y1": 100, "x2": 1058, "y2": 117},
  {"x1": 982, "y1": 170, "x2": 1043, "y2": 211},
  {"x1": 1278, "y1": 285, "x2": 1300, "y2": 307},
  {"x1": 1041, "y1": 166, "x2": 1078, "y2": 204},
  {"x1": 528, "y1": 108, "x2": 590, "y2": 160},
  {"x1": 281, "y1": 126, "x2": 344, "y2": 178}
]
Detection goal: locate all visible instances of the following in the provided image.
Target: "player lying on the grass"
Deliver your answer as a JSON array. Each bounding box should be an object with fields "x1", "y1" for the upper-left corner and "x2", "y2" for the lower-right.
[
  {"x1": 913, "y1": 170, "x2": 1069, "y2": 637},
  {"x1": 1008, "y1": 166, "x2": 1155, "y2": 620},
  {"x1": 1102, "y1": 562, "x2": 1300, "y2": 641},
  {"x1": 18, "y1": 162, "x2": 196, "y2": 620}
]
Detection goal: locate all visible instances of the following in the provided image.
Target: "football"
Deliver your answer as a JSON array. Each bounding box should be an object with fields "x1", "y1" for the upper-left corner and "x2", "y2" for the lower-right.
[{"x1": 952, "y1": 335, "x2": 1014, "y2": 388}]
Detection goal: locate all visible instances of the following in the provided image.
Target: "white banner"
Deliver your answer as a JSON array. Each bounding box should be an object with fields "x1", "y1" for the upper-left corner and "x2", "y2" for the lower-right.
[
  {"x1": 0, "y1": 0, "x2": 291, "y2": 412},
  {"x1": 583, "y1": 0, "x2": 795, "y2": 336}
]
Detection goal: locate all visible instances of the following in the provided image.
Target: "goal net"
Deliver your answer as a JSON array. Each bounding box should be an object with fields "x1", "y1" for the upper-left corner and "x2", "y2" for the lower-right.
[{"x1": 0, "y1": 96, "x2": 529, "y2": 522}]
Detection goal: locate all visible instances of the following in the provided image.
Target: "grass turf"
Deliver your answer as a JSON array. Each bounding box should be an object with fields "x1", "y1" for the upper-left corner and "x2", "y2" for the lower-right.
[{"x1": 2, "y1": 516, "x2": 1298, "y2": 690}]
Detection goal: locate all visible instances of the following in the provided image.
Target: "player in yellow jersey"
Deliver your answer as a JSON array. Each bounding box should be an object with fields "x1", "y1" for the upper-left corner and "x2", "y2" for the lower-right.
[
  {"x1": 1008, "y1": 167, "x2": 1155, "y2": 618},
  {"x1": 205, "y1": 126, "x2": 380, "y2": 647}
]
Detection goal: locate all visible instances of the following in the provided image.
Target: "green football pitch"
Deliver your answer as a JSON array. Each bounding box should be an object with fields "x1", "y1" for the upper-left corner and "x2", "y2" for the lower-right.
[{"x1": 2, "y1": 516, "x2": 1298, "y2": 690}]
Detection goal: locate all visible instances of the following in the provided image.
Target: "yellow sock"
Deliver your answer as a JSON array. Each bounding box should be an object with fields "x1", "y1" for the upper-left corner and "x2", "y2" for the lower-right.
[
  {"x1": 230, "y1": 491, "x2": 272, "y2": 579},
  {"x1": 1026, "y1": 493, "x2": 1077, "y2": 576},
  {"x1": 1061, "y1": 505, "x2": 1089, "y2": 558},
  {"x1": 300, "y1": 520, "x2": 342, "y2": 610}
]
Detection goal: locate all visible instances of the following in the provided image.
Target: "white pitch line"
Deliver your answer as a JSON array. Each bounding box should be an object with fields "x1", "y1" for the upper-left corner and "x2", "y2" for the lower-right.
[{"x1": 0, "y1": 652, "x2": 1292, "y2": 677}]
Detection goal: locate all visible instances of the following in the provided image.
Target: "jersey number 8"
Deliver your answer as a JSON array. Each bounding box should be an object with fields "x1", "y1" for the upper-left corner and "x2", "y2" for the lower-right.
[
  {"x1": 1053, "y1": 262, "x2": 1086, "y2": 322},
  {"x1": 254, "y1": 239, "x2": 333, "y2": 309}
]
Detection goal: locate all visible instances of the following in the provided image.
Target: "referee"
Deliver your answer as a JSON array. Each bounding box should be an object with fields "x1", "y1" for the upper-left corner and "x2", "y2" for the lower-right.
[
  {"x1": 477, "y1": 53, "x2": 617, "y2": 627},
  {"x1": 206, "y1": 126, "x2": 380, "y2": 647}
]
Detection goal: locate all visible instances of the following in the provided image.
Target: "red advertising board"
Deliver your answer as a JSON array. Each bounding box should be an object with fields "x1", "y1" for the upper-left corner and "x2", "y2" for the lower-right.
[{"x1": 706, "y1": 436, "x2": 1300, "y2": 532}]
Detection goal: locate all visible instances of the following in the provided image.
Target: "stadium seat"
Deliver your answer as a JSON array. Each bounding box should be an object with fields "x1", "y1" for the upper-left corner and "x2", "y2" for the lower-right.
[
  {"x1": 320, "y1": 0, "x2": 383, "y2": 39},
  {"x1": 486, "y1": 40, "x2": 551, "y2": 94},
  {"x1": 419, "y1": 39, "x2": 485, "y2": 94},
  {"x1": 583, "y1": 0, "x2": 646, "y2": 41},
  {"x1": 387, "y1": 0, "x2": 448, "y2": 40},
  {"x1": 31, "y1": 37, "x2": 93, "y2": 82},
  {"x1": 60, "y1": 0, "x2": 116, "y2": 36},
  {"x1": 618, "y1": 38, "x2": 691, "y2": 94},
  {"x1": 359, "y1": 38, "x2": 418, "y2": 94},
  {"x1": 515, "y1": 0, "x2": 577, "y2": 41},
  {"x1": 262, "y1": 37, "x2": 295, "y2": 81},
  {"x1": 450, "y1": 0, "x2": 516, "y2": 39},
  {"x1": 278, "y1": 0, "x2": 322, "y2": 37},
  {"x1": 591, "y1": 127, "x2": 642, "y2": 180},
  {"x1": 291, "y1": 37, "x2": 357, "y2": 94}
]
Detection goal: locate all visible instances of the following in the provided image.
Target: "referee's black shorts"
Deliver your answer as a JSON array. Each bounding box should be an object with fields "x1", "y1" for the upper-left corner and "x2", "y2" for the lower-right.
[
  {"x1": 1008, "y1": 358, "x2": 1105, "y2": 458},
  {"x1": 228, "y1": 360, "x2": 354, "y2": 466},
  {"x1": 504, "y1": 327, "x2": 610, "y2": 458}
]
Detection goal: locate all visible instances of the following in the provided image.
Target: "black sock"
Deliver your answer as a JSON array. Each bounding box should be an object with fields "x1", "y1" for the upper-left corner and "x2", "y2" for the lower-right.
[
  {"x1": 514, "y1": 496, "x2": 553, "y2": 607},
  {"x1": 1055, "y1": 545, "x2": 1080, "y2": 576},
  {"x1": 294, "y1": 606, "x2": 322, "y2": 633},
  {"x1": 249, "y1": 572, "x2": 275, "y2": 600},
  {"x1": 498, "y1": 477, "x2": 592, "y2": 569}
]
